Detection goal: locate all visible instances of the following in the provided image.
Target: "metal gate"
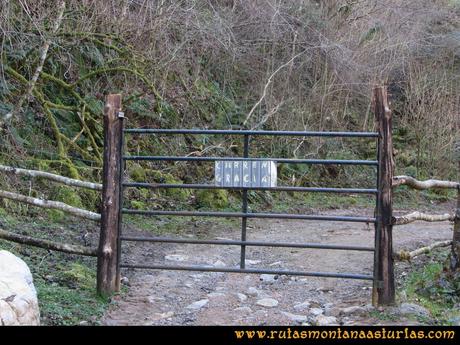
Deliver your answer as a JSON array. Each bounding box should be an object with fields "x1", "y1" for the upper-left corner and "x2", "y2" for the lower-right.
[{"x1": 116, "y1": 128, "x2": 381, "y2": 285}]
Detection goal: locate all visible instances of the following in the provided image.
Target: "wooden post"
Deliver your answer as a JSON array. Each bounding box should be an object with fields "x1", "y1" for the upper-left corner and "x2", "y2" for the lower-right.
[
  {"x1": 97, "y1": 94, "x2": 123, "y2": 296},
  {"x1": 451, "y1": 184, "x2": 460, "y2": 271},
  {"x1": 373, "y1": 86, "x2": 395, "y2": 305}
]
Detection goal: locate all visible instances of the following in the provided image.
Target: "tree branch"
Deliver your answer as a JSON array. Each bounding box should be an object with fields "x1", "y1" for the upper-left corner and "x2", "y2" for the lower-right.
[
  {"x1": 2, "y1": 0, "x2": 66, "y2": 123},
  {"x1": 0, "y1": 189, "x2": 101, "y2": 221},
  {"x1": 0, "y1": 229, "x2": 97, "y2": 257},
  {"x1": 242, "y1": 49, "x2": 308, "y2": 126}
]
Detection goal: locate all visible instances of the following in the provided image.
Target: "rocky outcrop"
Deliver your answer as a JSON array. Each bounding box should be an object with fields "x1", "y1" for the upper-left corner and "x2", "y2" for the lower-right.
[{"x1": 0, "y1": 250, "x2": 40, "y2": 325}]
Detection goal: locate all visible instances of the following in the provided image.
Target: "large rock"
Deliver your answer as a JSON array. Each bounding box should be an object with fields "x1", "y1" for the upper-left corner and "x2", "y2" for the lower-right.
[
  {"x1": 397, "y1": 303, "x2": 430, "y2": 318},
  {"x1": 0, "y1": 250, "x2": 40, "y2": 325}
]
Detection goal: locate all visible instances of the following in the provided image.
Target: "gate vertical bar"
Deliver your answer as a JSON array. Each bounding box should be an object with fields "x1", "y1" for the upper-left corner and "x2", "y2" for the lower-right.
[
  {"x1": 240, "y1": 135, "x2": 250, "y2": 268},
  {"x1": 97, "y1": 94, "x2": 123, "y2": 296},
  {"x1": 115, "y1": 111, "x2": 125, "y2": 291},
  {"x1": 373, "y1": 86, "x2": 395, "y2": 305}
]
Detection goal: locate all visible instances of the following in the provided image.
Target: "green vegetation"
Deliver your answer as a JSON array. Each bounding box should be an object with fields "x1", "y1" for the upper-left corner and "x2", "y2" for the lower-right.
[
  {"x1": 0, "y1": 212, "x2": 111, "y2": 325},
  {"x1": 196, "y1": 189, "x2": 229, "y2": 209},
  {"x1": 402, "y1": 249, "x2": 460, "y2": 325},
  {"x1": 0, "y1": 0, "x2": 458, "y2": 326},
  {"x1": 36, "y1": 264, "x2": 109, "y2": 325}
]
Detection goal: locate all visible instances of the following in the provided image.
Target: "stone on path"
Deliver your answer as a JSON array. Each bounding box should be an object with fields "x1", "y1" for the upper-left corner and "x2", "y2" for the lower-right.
[
  {"x1": 281, "y1": 311, "x2": 308, "y2": 323},
  {"x1": 213, "y1": 260, "x2": 226, "y2": 268},
  {"x1": 234, "y1": 306, "x2": 252, "y2": 314},
  {"x1": 397, "y1": 303, "x2": 430, "y2": 318},
  {"x1": 256, "y1": 298, "x2": 279, "y2": 308},
  {"x1": 313, "y1": 315, "x2": 339, "y2": 326},
  {"x1": 339, "y1": 305, "x2": 372, "y2": 317},
  {"x1": 165, "y1": 254, "x2": 188, "y2": 262},
  {"x1": 309, "y1": 307, "x2": 324, "y2": 316},
  {"x1": 237, "y1": 293, "x2": 247, "y2": 302},
  {"x1": 186, "y1": 299, "x2": 209, "y2": 310},
  {"x1": 293, "y1": 301, "x2": 311, "y2": 311},
  {"x1": 260, "y1": 274, "x2": 277, "y2": 282},
  {"x1": 247, "y1": 287, "x2": 260, "y2": 296}
]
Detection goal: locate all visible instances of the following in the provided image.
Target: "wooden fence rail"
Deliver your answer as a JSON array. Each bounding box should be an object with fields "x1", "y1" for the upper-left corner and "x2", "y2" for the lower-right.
[
  {"x1": 0, "y1": 229, "x2": 98, "y2": 256},
  {"x1": 392, "y1": 172, "x2": 459, "y2": 272},
  {"x1": 0, "y1": 164, "x2": 102, "y2": 190},
  {"x1": 395, "y1": 240, "x2": 452, "y2": 261},
  {"x1": 392, "y1": 211, "x2": 455, "y2": 225},
  {"x1": 0, "y1": 189, "x2": 101, "y2": 221},
  {"x1": 393, "y1": 175, "x2": 459, "y2": 190},
  {"x1": 0, "y1": 166, "x2": 101, "y2": 258}
]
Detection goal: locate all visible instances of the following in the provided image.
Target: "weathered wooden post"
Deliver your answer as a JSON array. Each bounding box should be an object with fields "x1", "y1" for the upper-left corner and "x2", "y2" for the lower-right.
[
  {"x1": 451, "y1": 129, "x2": 460, "y2": 271},
  {"x1": 97, "y1": 94, "x2": 123, "y2": 296},
  {"x1": 373, "y1": 86, "x2": 395, "y2": 305}
]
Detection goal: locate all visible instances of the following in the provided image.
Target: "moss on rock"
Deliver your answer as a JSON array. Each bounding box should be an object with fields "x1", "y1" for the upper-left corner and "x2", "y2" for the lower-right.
[
  {"x1": 196, "y1": 189, "x2": 229, "y2": 209},
  {"x1": 145, "y1": 169, "x2": 190, "y2": 201}
]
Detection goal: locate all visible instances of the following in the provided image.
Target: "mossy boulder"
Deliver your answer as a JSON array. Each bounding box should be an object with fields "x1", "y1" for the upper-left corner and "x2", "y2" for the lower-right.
[
  {"x1": 145, "y1": 169, "x2": 190, "y2": 201},
  {"x1": 128, "y1": 165, "x2": 191, "y2": 202},
  {"x1": 196, "y1": 189, "x2": 229, "y2": 209}
]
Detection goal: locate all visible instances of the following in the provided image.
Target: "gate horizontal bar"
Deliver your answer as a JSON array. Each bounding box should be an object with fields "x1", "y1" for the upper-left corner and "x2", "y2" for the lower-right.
[
  {"x1": 119, "y1": 263, "x2": 374, "y2": 280},
  {"x1": 122, "y1": 183, "x2": 378, "y2": 194},
  {"x1": 122, "y1": 209, "x2": 376, "y2": 223},
  {"x1": 123, "y1": 156, "x2": 378, "y2": 166},
  {"x1": 120, "y1": 236, "x2": 375, "y2": 251},
  {"x1": 124, "y1": 129, "x2": 379, "y2": 138}
]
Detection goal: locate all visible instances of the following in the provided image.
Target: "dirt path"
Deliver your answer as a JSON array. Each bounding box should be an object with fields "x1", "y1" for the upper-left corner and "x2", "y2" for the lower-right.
[{"x1": 102, "y1": 207, "x2": 453, "y2": 326}]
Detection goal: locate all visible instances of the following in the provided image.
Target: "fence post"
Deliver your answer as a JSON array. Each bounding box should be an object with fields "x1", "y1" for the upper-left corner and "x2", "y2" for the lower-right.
[
  {"x1": 97, "y1": 94, "x2": 123, "y2": 296},
  {"x1": 373, "y1": 86, "x2": 395, "y2": 305},
  {"x1": 452, "y1": 133, "x2": 460, "y2": 270}
]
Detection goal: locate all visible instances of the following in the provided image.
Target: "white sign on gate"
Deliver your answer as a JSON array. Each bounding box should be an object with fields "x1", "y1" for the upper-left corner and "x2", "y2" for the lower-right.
[{"x1": 215, "y1": 160, "x2": 277, "y2": 187}]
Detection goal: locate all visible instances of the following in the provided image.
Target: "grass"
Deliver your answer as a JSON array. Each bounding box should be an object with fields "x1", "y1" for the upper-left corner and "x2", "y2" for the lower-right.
[
  {"x1": 368, "y1": 309, "x2": 400, "y2": 322},
  {"x1": 0, "y1": 210, "x2": 112, "y2": 325},
  {"x1": 35, "y1": 269, "x2": 109, "y2": 325},
  {"x1": 401, "y1": 249, "x2": 460, "y2": 325}
]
